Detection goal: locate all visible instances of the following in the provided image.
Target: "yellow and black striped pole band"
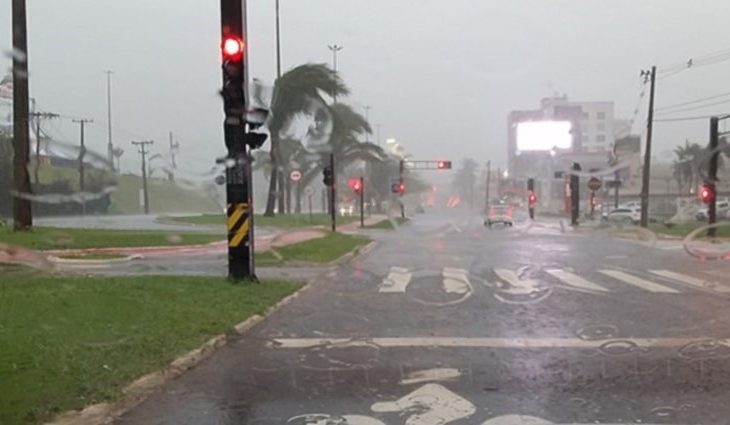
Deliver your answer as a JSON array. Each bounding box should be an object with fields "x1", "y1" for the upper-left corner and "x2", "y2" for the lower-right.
[{"x1": 227, "y1": 203, "x2": 250, "y2": 248}]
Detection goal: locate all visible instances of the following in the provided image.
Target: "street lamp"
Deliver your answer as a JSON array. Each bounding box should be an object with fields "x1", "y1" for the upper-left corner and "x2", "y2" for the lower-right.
[
  {"x1": 328, "y1": 44, "x2": 343, "y2": 102},
  {"x1": 503, "y1": 170, "x2": 509, "y2": 179}
]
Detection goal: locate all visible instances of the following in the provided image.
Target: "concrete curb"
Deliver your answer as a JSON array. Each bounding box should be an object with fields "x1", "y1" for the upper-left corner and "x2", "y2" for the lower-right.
[
  {"x1": 47, "y1": 281, "x2": 312, "y2": 425},
  {"x1": 46, "y1": 254, "x2": 143, "y2": 265}
]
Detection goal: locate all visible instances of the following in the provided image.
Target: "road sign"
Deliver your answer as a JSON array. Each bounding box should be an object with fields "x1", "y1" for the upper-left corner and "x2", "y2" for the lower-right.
[
  {"x1": 214, "y1": 175, "x2": 225, "y2": 186},
  {"x1": 587, "y1": 177, "x2": 602, "y2": 191},
  {"x1": 304, "y1": 186, "x2": 314, "y2": 196},
  {"x1": 289, "y1": 169, "x2": 302, "y2": 182}
]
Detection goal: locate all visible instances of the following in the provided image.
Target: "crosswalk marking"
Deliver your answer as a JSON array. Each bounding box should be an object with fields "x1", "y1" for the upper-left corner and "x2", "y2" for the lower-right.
[
  {"x1": 650, "y1": 270, "x2": 730, "y2": 293},
  {"x1": 598, "y1": 269, "x2": 679, "y2": 293},
  {"x1": 378, "y1": 266, "x2": 412, "y2": 293},
  {"x1": 545, "y1": 269, "x2": 608, "y2": 292}
]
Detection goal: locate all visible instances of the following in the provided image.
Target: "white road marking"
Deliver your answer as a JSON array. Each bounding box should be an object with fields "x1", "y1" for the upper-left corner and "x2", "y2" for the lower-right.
[
  {"x1": 272, "y1": 336, "x2": 717, "y2": 349},
  {"x1": 399, "y1": 368, "x2": 461, "y2": 385},
  {"x1": 449, "y1": 222, "x2": 462, "y2": 233},
  {"x1": 371, "y1": 383, "x2": 475, "y2": 425},
  {"x1": 481, "y1": 415, "x2": 678, "y2": 425},
  {"x1": 545, "y1": 269, "x2": 608, "y2": 292},
  {"x1": 598, "y1": 269, "x2": 679, "y2": 293},
  {"x1": 442, "y1": 268, "x2": 470, "y2": 294},
  {"x1": 493, "y1": 268, "x2": 540, "y2": 295},
  {"x1": 378, "y1": 267, "x2": 412, "y2": 293},
  {"x1": 650, "y1": 269, "x2": 730, "y2": 293}
]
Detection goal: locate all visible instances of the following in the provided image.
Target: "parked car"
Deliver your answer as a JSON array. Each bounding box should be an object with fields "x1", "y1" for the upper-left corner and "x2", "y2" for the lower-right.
[
  {"x1": 695, "y1": 200, "x2": 730, "y2": 221},
  {"x1": 605, "y1": 207, "x2": 641, "y2": 224}
]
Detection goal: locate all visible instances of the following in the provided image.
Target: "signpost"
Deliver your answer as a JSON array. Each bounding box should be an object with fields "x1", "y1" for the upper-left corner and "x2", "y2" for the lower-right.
[{"x1": 587, "y1": 177, "x2": 601, "y2": 219}]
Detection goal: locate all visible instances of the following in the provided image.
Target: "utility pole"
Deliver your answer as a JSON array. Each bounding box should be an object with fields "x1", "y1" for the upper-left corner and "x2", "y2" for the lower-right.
[
  {"x1": 639, "y1": 66, "x2": 656, "y2": 228},
  {"x1": 399, "y1": 159, "x2": 405, "y2": 219},
  {"x1": 485, "y1": 160, "x2": 491, "y2": 211},
  {"x1": 169, "y1": 131, "x2": 179, "y2": 182},
  {"x1": 328, "y1": 44, "x2": 343, "y2": 103},
  {"x1": 570, "y1": 162, "x2": 581, "y2": 226},
  {"x1": 707, "y1": 116, "x2": 719, "y2": 237},
  {"x1": 29, "y1": 111, "x2": 58, "y2": 184},
  {"x1": 104, "y1": 70, "x2": 115, "y2": 171},
  {"x1": 329, "y1": 153, "x2": 336, "y2": 231},
  {"x1": 12, "y1": 0, "x2": 32, "y2": 230},
  {"x1": 275, "y1": 0, "x2": 281, "y2": 79},
  {"x1": 73, "y1": 118, "x2": 93, "y2": 214},
  {"x1": 132, "y1": 140, "x2": 154, "y2": 214}
]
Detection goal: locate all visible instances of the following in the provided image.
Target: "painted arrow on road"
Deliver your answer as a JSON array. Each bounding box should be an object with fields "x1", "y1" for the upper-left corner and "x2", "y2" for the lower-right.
[{"x1": 371, "y1": 383, "x2": 476, "y2": 425}]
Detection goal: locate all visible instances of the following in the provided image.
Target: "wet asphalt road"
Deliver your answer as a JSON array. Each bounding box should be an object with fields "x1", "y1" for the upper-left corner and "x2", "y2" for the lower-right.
[{"x1": 114, "y1": 209, "x2": 730, "y2": 425}]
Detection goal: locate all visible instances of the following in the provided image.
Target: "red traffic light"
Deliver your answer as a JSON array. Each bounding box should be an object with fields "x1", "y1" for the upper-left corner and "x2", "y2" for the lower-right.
[
  {"x1": 391, "y1": 182, "x2": 405, "y2": 194},
  {"x1": 348, "y1": 178, "x2": 363, "y2": 194},
  {"x1": 222, "y1": 36, "x2": 244, "y2": 60},
  {"x1": 527, "y1": 191, "x2": 537, "y2": 206},
  {"x1": 437, "y1": 160, "x2": 452, "y2": 170},
  {"x1": 699, "y1": 183, "x2": 715, "y2": 204}
]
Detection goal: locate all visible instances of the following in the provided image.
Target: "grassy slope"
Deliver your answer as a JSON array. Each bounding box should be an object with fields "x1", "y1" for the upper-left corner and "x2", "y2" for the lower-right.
[
  {"x1": 110, "y1": 174, "x2": 220, "y2": 214},
  {"x1": 169, "y1": 213, "x2": 360, "y2": 229},
  {"x1": 0, "y1": 269, "x2": 298, "y2": 425}
]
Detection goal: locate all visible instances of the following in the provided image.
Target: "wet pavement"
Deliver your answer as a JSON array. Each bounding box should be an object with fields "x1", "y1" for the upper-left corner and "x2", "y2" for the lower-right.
[{"x1": 112, "y1": 209, "x2": 730, "y2": 424}]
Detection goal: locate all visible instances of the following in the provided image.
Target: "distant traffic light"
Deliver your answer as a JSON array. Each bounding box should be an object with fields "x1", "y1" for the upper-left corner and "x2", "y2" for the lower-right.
[
  {"x1": 699, "y1": 183, "x2": 715, "y2": 204},
  {"x1": 391, "y1": 182, "x2": 405, "y2": 194},
  {"x1": 323, "y1": 166, "x2": 334, "y2": 187},
  {"x1": 222, "y1": 36, "x2": 244, "y2": 60},
  {"x1": 348, "y1": 178, "x2": 363, "y2": 194},
  {"x1": 437, "y1": 160, "x2": 452, "y2": 170},
  {"x1": 528, "y1": 191, "x2": 537, "y2": 207}
]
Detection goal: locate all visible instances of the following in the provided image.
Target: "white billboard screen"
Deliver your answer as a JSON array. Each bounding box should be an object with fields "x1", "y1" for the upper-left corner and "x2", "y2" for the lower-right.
[{"x1": 516, "y1": 121, "x2": 573, "y2": 151}]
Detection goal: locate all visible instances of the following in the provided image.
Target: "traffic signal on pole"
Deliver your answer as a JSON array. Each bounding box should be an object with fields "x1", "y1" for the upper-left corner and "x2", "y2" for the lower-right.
[
  {"x1": 220, "y1": 1, "x2": 246, "y2": 153},
  {"x1": 699, "y1": 183, "x2": 715, "y2": 204},
  {"x1": 437, "y1": 160, "x2": 452, "y2": 170},
  {"x1": 348, "y1": 178, "x2": 362, "y2": 194},
  {"x1": 391, "y1": 182, "x2": 405, "y2": 194},
  {"x1": 323, "y1": 166, "x2": 334, "y2": 187},
  {"x1": 528, "y1": 191, "x2": 537, "y2": 207}
]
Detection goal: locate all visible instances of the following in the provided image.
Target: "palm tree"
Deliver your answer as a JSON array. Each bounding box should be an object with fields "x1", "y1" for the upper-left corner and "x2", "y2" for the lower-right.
[{"x1": 265, "y1": 63, "x2": 349, "y2": 216}]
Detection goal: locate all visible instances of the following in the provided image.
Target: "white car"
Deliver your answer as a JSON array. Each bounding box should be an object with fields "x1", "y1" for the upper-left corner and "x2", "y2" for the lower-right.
[
  {"x1": 339, "y1": 205, "x2": 355, "y2": 216},
  {"x1": 696, "y1": 200, "x2": 730, "y2": 221},
  {"x1": 606, "y1": 207, "x2": 640, "y2": 224}
]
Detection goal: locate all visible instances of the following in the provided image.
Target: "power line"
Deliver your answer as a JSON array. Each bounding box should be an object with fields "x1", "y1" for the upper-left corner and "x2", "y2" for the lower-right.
[
  {"x1": 656, "y1": 91, "x2": 730, "y2": 111},
  {"x1": 657, "y1": 47, "x2": 730, "y2": 73},
  {"x1": 655, "y1": 98, "x2": 730, "y2": 116},
  {"x1": 654, "y1": 114, "x2": 726, "y2": 122}
]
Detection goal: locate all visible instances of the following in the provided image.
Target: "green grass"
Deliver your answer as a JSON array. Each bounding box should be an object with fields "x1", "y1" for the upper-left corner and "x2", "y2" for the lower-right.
[
  {"x1": 168, "y1": 213, "x2": 360, "y2": 229},
  {"x1": 254, "y1": 250, "x2": 282, "y2": 266},
  {"x1": 0, "y1": 227, "x2": 223, "y2": 250},
  {"x1": 649, "y1": 222, "x2": 730, "y2": 238},
  {"x1": 274, "y1": 232, "x2": 369, "y2": 263},
  {"x1": 0, "y1": 269, "x2": 299, "y2": 425},
  {"x1": 366, "y1": 217, "x2": 409, "y2": 230}
]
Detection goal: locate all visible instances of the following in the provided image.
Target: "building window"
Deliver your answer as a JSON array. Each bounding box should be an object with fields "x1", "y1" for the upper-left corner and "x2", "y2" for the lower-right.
[
  {"x1": 596, "y1": 112, "x2": 606, "y2": 120},
  {"x1": 597, "y1": 134, "x2": 606, "y2": 142},
  {"x1": 597, "y1": 123, "x2": 606, "y2": 131}
]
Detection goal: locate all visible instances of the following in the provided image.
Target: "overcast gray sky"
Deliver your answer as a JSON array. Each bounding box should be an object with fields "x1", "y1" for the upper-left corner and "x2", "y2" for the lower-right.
[{"x1": 3, "y1": 0, "x2": 730, "y2": 177}]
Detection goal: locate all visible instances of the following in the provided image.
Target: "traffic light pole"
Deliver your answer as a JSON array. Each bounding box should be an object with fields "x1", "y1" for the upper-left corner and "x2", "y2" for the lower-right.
[
  {"x1": 527, "y1": 177, "x2": 535, "y2": 220},
  {"x1": 707, "y1": 117, "x2": 719, "y2": 237},
  {"x1": 570, "y1": 162, "x2": 581, "y2": 226},
  {"x1": 359, "y1": 176, "x2": 365, "y2": 228},
  {"x1": 399, "y1": 160, "x2": 405, "y2": 219},
  {"x1": 330, "y1": 153, "x2": 336, "y2": 232}
]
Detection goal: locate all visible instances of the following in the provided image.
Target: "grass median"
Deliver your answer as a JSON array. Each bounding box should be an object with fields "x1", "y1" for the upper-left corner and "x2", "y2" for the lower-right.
[
  {"x1": 167, "y1": 213, "x2": 360, "y2": 229},
  {"x1": 0, "y1": 267, "x2": 299, "y2": 425},
  {"x1": 273, "y1": 231, "x2": 369, "y2": 263},
  {"x1": 649, "y1": 222, "x2": 730, "y2": 238},
  {"x1": 366, "y1": 217, "x2": 409, "y2": 230},
  {"x1": 0, "y1": 227, "x2": 223, "y2": 251}
]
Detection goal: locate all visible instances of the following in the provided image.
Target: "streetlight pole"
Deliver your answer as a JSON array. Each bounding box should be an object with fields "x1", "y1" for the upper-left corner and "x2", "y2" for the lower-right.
[
  {"x1": 104, "y1": 70, "x2": 115, "y2": 171},
  {"x1": 275, "y1": 0, "x2": 281, "y2": 79},
  {"x1": 328, "y1": 44, "x2": 343, "y2": 103}
]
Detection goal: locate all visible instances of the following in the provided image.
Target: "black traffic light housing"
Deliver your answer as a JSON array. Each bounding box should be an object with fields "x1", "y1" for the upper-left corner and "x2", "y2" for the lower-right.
[{"x1": 323, "y1": 166, "x2": 334, "y2": 187}]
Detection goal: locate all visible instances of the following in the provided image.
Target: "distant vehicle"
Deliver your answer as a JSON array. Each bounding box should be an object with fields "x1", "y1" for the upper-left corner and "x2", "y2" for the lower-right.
[
  {"x1": 695, "y1": 200, "x2": 730, "y2": 221},
  {"x1": 339, "y1": 205, "x2": 355, "y2": 216},
  {"x1": 485, "y1": 204, "x2": 513, "y2": 227},
  {"x1": 620, "y1": 201, "x2": 641, "y2": 209},
  {"x1": 605, "y1": 207, "x2": 640, "y2": 224}
]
